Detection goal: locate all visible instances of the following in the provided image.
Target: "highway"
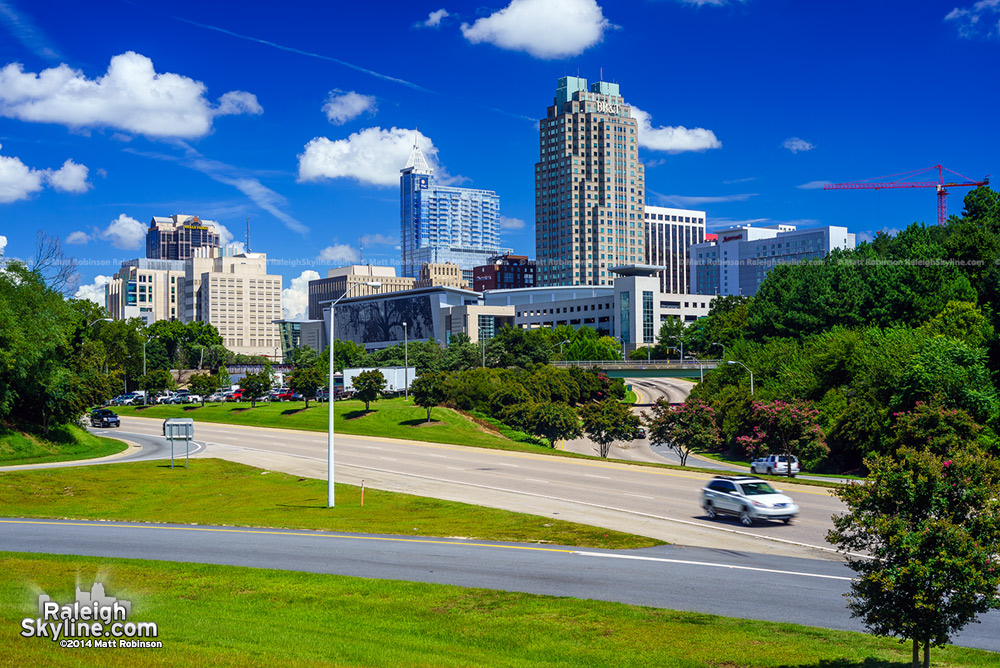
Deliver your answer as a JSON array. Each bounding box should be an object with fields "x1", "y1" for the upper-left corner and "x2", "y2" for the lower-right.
[
  {"x1": 61, "y1": 416, "x2": 848, "y2": 560},
  {"x1": 2, "y1": 517, "x2": 997, "y2": 652}
]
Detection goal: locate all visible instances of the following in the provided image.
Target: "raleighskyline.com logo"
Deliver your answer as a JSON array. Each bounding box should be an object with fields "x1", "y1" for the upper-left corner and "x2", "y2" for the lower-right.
[{"x1": 20, "y1": 583, "x2": 161, "y2": 649}]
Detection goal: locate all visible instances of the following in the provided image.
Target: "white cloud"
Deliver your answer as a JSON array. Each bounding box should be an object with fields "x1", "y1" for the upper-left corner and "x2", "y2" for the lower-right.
[
  {"x1": 631, "y1": 107, "x2": 722, "y2": 154},
  {"x1": 66, "y1": 230, "x2": 90, "y2": 244},
  {"x1": 783, "y1": 137, "x2": 815, "y2": 153},
  {"x1": 98, "y1": 213, "x2": 146, "y2": 250},
  {"x1": 323, "y1": 90, "x2": 376, "y2": 125},
  {"x1": 677, "y1": 0, "x2": 743, "y2": 6},
  {"x1": 298, "y1": 127, "x2": 441, "y2": 187},
  {"x1": 0, "y1": 234, "x2": 6, "y2": 255},
  {"x1": 797, "y1": 180, "x2": 832, "y2": 190},
  {"x1": 945, "y1": 1, "x2": 1000, "y2": 38},
  {"x1": 282, "y1": 269, "x2": 320, "y2": 319},
  {"x1": 418, "y1": 9, "x2": 451, "y2": 28},
  {"x1": 460, "y1": 0, "x2": 612, "y2": 59},
  {"x1": 654, "y1": 192, "x2": 757, "y2": 206},
  {"x1": 0, "y1": 51, "x2": 262, "y2": 139},
  {"x1": 499, "y1": 215, "x2": 526, "y2": 230},
  {"x1": 318, "y1": 244, "x2": 360, "y2": 264},
  {"x1": 46, "y1": 158, "x2": 90, "y2": 192},
  {"x1": 360, "y1": 233, "x2": 396, "y2": 245},
  {"x1": 0, "y1": 144, "x2": 44, "y2": 202},
  {"x1": 74, "y1": 274, "x2": 111, "y2": 304}
]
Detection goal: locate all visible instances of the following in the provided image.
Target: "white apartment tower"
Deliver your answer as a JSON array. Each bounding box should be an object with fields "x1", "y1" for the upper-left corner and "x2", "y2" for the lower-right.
[{"x1": 535, "y1": 76, "x2": 645, "y2": 287}]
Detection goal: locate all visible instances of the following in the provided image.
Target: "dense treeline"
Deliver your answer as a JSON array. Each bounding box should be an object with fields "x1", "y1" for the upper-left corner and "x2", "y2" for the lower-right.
[{"x1": 675, "y1": 186, "x2": 1000, "y2": 473}]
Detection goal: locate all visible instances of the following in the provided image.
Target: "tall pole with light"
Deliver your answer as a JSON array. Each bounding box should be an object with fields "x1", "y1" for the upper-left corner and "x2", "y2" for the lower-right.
[
  {"x1": 711, "y1": 342, "x2": 727, "y2": 360},
  {"x1": 327, "y1": 281, "x2": 381, "y2": 508},
  {"x1": 727, "y1": 360, "x2": 754, "y2": 394},
  {"x1": 403, "y1": 321, "x2": 408, "y2": 401}
]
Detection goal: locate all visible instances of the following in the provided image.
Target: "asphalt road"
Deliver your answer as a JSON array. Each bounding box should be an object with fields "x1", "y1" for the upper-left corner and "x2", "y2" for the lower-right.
[
  {"x1": 2, "y1": 517, "x2": 997, "y2": 653},
  {"x1": 60, "y1": 416, "x2": 848, "y2": 560}
]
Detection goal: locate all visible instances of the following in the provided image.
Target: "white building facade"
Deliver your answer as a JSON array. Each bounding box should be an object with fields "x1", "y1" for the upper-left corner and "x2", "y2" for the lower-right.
[{"x1": 643, "y1": 205, "x2": 707, "y2": 294}]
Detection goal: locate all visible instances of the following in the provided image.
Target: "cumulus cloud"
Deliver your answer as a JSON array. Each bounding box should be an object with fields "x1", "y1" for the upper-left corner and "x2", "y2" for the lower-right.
[
  {"x1": 74, "y1": 274, "x2": 111, "y2": 304},
  {"x1": 46, "y1": 158, "x2": 90, "y2": 192},
  {"x1": 0, "y1": 144, "x2": 44, "y2": 202},
  {"x1": 418, "y1": 9, "x2": 451, "y2": 28},
  {"x1": 461, "y1": 0, "x2": 613, "y2": 59},
  {"x1": 797, "y1": 180, "x2": 832, "y2": 190},
  {"x1": 499, "y1": 215, "x2": 526, "y2": 230},
  {"x1": 0, "y1": 51, "x2": 262, "y2": 139},
  {"x1": 630, "y1": 107, "x2": 721, "y2": 153},
  {"x1": 298, "y1": 127, "x2": 441, "y2": 187},
  {"x1": 282, "y1": 269, "x2": 320, "y2": 319},
  {"x1": 323, "y1": 90, "x2": 376, "y2": 125},
  {"x1": 98, "y1": 214, "x2": 146, "y2": 250},
  {"x1": 318, "y1": 244, "x2": 360, "y2": 264},
  {"x1": 945, "y1": 1, "x2": 1000, "y2": 38},
  {"x1": 66, "y1": 230, "x2": 90, "y2": 244},
  {"x1": 0, "y1": 234, "x2": 7, "y2": 255},
  {"x1": 783, "y1": 137, "x2": 815, "y2": 153}
]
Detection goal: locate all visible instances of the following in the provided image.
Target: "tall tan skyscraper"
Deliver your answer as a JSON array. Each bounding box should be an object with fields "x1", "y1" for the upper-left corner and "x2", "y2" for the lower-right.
[{"x1": 535, "y1": 76, "x2": 645, "y2": 286}]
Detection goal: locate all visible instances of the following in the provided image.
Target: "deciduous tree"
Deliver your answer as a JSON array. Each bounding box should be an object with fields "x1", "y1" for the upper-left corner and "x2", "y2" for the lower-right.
[
  {"x1": 579, "y1": 399, "x2": 640, "y2": 458},
  {"x1": 410, "y1": 372, "x2": 448, "y2": 422},
  {"x1": 646, "y1": 398, "x2": 720, "y2": 466},
  {"x1": 288, "y1": 366, "x2": 324, "y2": 408},
  {"x1": 353, "y1": 369, "x2": 386, "y2": 412}
]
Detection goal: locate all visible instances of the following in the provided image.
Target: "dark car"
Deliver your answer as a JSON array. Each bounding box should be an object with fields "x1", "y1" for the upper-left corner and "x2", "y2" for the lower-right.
[
  {"x1": 633, "y1": 427, "x2": 647, "y2": 439},
  {"x1": 90, "y1": 409, "x2": 120, "y2": 428}
]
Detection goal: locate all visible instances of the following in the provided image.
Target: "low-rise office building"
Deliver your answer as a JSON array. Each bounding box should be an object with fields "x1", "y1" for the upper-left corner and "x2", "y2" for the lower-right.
[
  {"x1": 690, "y1": 224, "x2": 856, "y2": 296},
  {"x1": 105, "y1": 258, "x2": 186, "y2": 324},
  {"x1": 473, "y1": 253, "x2": 536, "y2": 292}
]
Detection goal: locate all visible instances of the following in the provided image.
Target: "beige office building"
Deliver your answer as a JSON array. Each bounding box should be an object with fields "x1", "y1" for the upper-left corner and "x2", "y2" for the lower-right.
[
  {"x1": 307, "y1": 263, "x2": 466, "y2": 320},
  {"x1": 535, "y1": 76, "x2": 645, "y2": 287},
  {"x1": 415, "y1": 262, "x2": 467, "y2": 289},
  {"x1": 105, "y1": 258, "x2": 186, "y2": 324},
  {"x1": 183, "y1": 248, "x2": 283, "y2": 356}
]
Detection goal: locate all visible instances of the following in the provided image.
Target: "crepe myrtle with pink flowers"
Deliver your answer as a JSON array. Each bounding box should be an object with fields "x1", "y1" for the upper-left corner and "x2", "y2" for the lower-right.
[{"x1": 737, "y1": 399, "x2": 828, "y2": 475}]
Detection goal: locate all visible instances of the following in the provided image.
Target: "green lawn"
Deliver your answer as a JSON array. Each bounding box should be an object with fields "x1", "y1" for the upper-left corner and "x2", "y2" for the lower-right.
[
  {"x1": 0, "y1": 458, "x2": 657, "y2": 549},
  {"x1": 115, "y1": 399, "x2": 539, "y2": 451},
  {"x1": 2, "y1": 552, "x2": 995, "y2": 668},
  {"x1": 0, "y1": 424, "x2": 126, "y2": 467}
]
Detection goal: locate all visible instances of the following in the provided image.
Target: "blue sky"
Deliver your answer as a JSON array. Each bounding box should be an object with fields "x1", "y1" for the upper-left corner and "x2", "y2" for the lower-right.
[{"x1": 0, "y1": 0, "x2": 997, "y2": 317}]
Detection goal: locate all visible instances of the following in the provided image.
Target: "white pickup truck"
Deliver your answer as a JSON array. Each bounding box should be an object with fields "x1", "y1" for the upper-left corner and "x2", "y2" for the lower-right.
[{"x1": 749, "y1": 454, "x2": 800, "y2": 476}]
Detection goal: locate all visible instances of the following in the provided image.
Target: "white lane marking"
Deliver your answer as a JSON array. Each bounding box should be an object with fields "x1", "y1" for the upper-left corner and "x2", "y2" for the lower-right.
[
  {"x1": 496, "y1": 463, "x2": 520, "y2": 467},
  {"x1": 425, "y1": 454, "x2": 447, "y2": 458},
  {"x1": 368, "y1": 446, "x2": 383, "y2": 450},
  {"x1": 624, "y1": 493, "x2": 654, "y2": 500},
  {"x1": 379, "y1": 457, "x2": 398, "y2": 461},
  {"x1": 339, "y1": 463, "x2": 866, "y2": 557},
  {"x1": 585, "y1": 474, "x2": 610, "y2": 479},
  {"x1": 446, "y1": 466, "x2": 464, "y2": 471},
  {"x1": 573, "y1": 551, "x2": 854, "y2": 581},
  {"x1": 525, "y1": 478, "x2": 549, "y2": 484}
]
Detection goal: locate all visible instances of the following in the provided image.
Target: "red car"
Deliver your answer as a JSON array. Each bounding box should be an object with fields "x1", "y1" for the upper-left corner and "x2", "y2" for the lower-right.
[{"x1": 226, "y1": 389, "x2": 245, "y2": 402}]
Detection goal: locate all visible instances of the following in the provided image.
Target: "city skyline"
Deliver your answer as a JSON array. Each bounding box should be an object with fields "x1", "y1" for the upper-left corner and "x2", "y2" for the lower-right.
[{"x1": 0, "y1": 0, "x2": 997, "y2": 317}]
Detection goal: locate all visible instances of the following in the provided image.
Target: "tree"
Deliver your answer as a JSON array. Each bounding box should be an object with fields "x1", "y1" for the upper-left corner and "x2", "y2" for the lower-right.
[
  {"x1": 646, "y1": 399, "x2": 721, "y2": 466},
  {"x1": 287, "y1": 366, "x2": 324, "y2": 408},
  {"x1": 828, "y1": 445, "x2": 1000, "y2": 668},
  {"x1": 736, "y1": 399, "x2": 828, "y2": 475},
  {"x1": 410, "y1": 372, "x2": 448, "y2": 422},
  {"x1": 579, "y1": 399, "x2": 640, "y2": 458},
  {"x1": 238, "y1": 371, "x2": 272, "y2": 408},
  {"x1": 285, "y1": 346, "x2": 319, "y2": 370},
  {"x1": 29, "y1": 231, "x2": 78, "y2": 296},
  {"x1": 529, "y1": 402, "x2": 581, "y2": 447},
  {"x1": 217, "y1": 365, "x2": 232, "y2": 391},
  {"x1": 187, "y1": 374, "x2": 219, "y2": 406},
  {"x1": 353, "y1": 369, "x2": 386, "y2": 411},
  {"x1": 140, "y1": 369, "x2": 175, "y2": 402},
  {"x1": 442, "y1": 333, "x2": 480, "y2": 371}
]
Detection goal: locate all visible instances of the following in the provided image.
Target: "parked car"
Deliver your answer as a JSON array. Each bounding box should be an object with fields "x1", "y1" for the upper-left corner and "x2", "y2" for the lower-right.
[
  {"x1": 90, "y1": 409, "x2": 120, "y2": 428},
  {"x1": 107, "y1": 395, "x2": 128, "y2": 406},
  {"x1": 119, "y1": 393, "x2": 143, "y2": 406},
  {"x1": 226, "y1": 389, "x2": 245, "y2": 402},
  {"x1": 167, "y1": 390, "x2": 192, "y2": 404},
  {"x1": 701, "y1": 475, "x2": 799, "y2": 526},
  {"x1": 205, "y1": 392, "x2": 226, "y2": 403},
  {"x1": 749, "y1": 455, "x2": 801, "y2": 477},
  {"x1": 315, "y1": 389, "x2": 329, "y2": 402},
  {"x1": 275, "y1": 390, "x2": 303, "y2": 402}
]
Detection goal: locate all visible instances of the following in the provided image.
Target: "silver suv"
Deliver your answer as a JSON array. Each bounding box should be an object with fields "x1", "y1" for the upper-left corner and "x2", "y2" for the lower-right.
[{"x1": 701, "y1": 475, "x2": 799, "y2": 526}]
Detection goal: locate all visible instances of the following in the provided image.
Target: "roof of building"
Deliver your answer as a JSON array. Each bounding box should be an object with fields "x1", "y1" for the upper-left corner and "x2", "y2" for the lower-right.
[
  {"x1": 608, "y1": 264, "x2": 666, "y2": 277},
  {"x1": 403, "y1": 137, "x2": 432, "y2": 174}
]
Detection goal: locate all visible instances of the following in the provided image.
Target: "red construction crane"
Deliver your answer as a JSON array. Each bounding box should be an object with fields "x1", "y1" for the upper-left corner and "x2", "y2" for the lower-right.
[{"x1": 823, "y1": 164, "x2": 990, "y2": 225}]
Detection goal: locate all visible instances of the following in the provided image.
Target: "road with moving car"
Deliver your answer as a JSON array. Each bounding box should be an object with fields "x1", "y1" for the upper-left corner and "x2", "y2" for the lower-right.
[
  {"x1": 2, "y1": 517, "x2": 997, "y2": 652},
  {"x1": 83, "y1": 416, "x2": 846, "y2": 559}
]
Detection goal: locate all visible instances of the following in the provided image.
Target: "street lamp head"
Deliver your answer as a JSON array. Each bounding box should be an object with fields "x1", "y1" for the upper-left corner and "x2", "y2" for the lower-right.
[
  {"x1": 89, "y1": 317, "x2": 113, "y2": 327},
  {"x1": 365, "y1": 281, "x2": 381, "y2": 288},
  {"x1": 727, "y1": 360, "x2": 736, "y2": 365}
]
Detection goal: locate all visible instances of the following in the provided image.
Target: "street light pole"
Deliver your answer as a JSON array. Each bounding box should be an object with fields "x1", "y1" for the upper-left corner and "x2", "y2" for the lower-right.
[
  {"x1": 687, "y1": 353, "x2": 704, "y2": 383},
  {"x1": 711, "y1": 342, "x2": 727, "y2": 360},
  {"x1": 727, "y1": 360, "x2": 754, "y2": 394},
  {"x1": 327, "y1": 280, "x2": 381, "y2": 508},
  {"x1": 403, "y1": 321, "x2": 408, "y2": 401}
]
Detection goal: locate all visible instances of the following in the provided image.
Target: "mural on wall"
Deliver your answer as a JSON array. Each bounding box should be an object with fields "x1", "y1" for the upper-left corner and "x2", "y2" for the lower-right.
[{"x1": 335, "y1": 295, "x2": 434, "y2": 344}]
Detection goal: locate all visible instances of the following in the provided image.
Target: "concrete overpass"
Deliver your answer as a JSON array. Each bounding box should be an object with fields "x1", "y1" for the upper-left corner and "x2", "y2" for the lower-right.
[{"x1": 550, "y1": 359, "x2": 721, "y2": 380}]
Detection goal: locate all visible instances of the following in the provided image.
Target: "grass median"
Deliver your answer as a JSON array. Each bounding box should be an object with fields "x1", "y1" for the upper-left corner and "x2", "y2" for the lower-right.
[
  {"x1": 0, "y1": 425, "x2": 126, "y2": 467},
  {"x1": 0, "y1": 458, "x2": 657, "y2": 549},
  {"x1": 3, "y1": 552, "x2": 996, "y2": 668}
]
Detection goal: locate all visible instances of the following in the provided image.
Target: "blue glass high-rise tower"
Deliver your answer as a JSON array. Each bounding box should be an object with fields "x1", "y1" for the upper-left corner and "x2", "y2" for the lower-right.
[{"x1": 399, "y1": 141, "x2": 504, "y2": 282}]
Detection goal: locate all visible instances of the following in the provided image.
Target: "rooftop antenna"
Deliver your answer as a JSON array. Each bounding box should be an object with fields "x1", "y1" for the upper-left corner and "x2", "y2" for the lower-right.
[{"x1": 246, "y1": 216, "x2": 250, "y2": 253}]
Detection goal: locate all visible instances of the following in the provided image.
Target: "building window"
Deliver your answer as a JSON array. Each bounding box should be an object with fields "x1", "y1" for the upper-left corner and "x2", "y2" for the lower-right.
[
  {"x1": 643, "y1": 291, "x2": 654, "y2": 344},
  {"x1": 619, "y1": 292, "x2": 630, "y2": 345}
]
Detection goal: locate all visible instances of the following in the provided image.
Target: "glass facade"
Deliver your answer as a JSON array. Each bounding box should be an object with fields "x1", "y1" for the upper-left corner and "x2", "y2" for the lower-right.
[
  {"x1": 642, "y1": 290, "x2": 654, "y2": 343},
  {"x1": 619, "y1": 291, "x2": 630, "y2": 344}
]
